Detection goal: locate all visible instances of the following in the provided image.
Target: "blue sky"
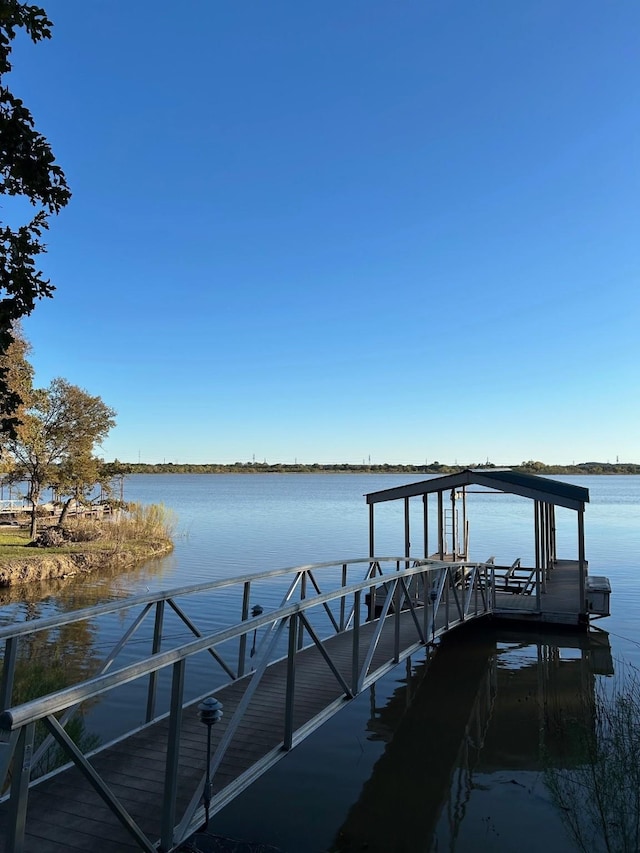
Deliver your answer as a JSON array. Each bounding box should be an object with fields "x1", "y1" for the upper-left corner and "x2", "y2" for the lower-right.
[{"x1": 10, "y1": 1, "x2": 640, "y2": 465}]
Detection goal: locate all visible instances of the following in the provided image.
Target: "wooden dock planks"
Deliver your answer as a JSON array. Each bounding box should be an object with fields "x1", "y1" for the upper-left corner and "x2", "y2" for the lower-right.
[
  {"x1": 0, "y1": 558, "x2": 587, "y2": 852},
  {"x1": 0, "y1": 609, "x2": 427, "y2": 853},
  {"x1": 493, "y1": 560, "x2": 584, "y2": 624}
]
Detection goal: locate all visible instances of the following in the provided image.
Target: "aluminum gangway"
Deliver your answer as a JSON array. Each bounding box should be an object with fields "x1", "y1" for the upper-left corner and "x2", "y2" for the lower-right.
[{"x1": 0, "y1": 556, "x2": 495, "y2": 852}]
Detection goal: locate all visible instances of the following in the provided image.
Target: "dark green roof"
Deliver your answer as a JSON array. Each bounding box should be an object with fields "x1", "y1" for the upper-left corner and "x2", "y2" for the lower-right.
[{"x1": 365, "y1": 468, "x2": 589, "y2": 511}]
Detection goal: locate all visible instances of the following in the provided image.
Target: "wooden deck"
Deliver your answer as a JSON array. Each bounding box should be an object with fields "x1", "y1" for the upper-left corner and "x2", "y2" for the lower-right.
[
  {"x1": 0, "y1": 608, "x2": 430, "y2": 853},
  {"x1": 493, "y1": 559, "x2": 584, "y2": 625}
]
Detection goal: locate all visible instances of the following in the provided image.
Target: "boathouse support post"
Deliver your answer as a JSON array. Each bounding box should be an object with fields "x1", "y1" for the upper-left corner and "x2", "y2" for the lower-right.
[
  {"x1": 539, "y1": 502, "x2": 546, "y2": 598},
  {"x1": 146, "y1": 599, "x2": 165, "y2": 723},
  {"x1": 369, "y1": 503, "x2": 374, "y2": 559},
  {"x1": 462, "y1": 487, "x2": 467, "y2": 559},
  {"x1": 541, "y1": 504, "x2": 548, "y2": 593},
  {"x1": 160, "y1": 658, "x2": 185, "y2": 852},
  {"x1": 404, "y1": 497, "x2": 410, "y2": 566},
  {"x1": 451, "y1": 490, "x2": 457, "y2": 558},
  {"x1": 238, "y1": 582, "x2": 251, "y2": 678},
  {"x1": 6, "y1": 721, "x2": 35, "y2": 853},
  {"x1": 578, "y1": 507, "x2": 586, "y2": 615},
  {"x1": 534, "y1": 501, "x2": 539, "y2": 571},
  {"x1": 437, "y1": 491, "x2": 444, "y2": 559},
  {"x1": 545, "y1": 505, "x2": 549, "y2": 569},
  {"x1": 368, "y1": 504, "x2": 376, "y2": 621},
  {"x1": 423, "y1": 494, "x2": 428, "y2": 559},
  {"x1": 422, "y1": 495, "x2": 429, "y2": 603},
  {"x1": 284, "y1": 614, "x2": 297, "y2": 750},
  {"x1": 534, "y1": 502, "x2": 542, "y2": 611},
  {"x1": 547, "y1": 503, "x2": 552, "y2": 580}
]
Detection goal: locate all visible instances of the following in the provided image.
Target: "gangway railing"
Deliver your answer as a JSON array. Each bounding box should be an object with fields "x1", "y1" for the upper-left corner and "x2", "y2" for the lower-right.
[
  {"x1": 0, "y1": 556, "x2": 495, "y2": 852},
  {"x1": 0, "y1": 501, "x2": 28, "y2": 515}
]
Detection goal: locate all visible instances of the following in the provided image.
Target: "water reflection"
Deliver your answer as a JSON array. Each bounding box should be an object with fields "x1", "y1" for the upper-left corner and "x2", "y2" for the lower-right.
[
  {"x1": 0, "y1": 550, "x2": 176, "y2": 623},
  {"x1": 0, "y1": 553, "x2": 178, "y2": 782},
  {"x1": 332, "y1": 625, "x2": 613, "y2": 853}
]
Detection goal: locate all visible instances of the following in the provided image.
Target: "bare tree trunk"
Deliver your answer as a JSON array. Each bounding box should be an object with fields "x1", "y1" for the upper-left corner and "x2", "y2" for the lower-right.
[
  {"x1": 29, "y1": 500, "x2": 38, "y2": 539},
  {"x1": 28, "y1": 482, "x2": 41, "y2": 540},
  {"x1": 58, "y1": 497, "x2": 73, "y2": 527}
]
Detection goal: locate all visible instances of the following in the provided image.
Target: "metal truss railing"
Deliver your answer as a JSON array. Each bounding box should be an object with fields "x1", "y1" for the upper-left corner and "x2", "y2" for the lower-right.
[{"x1": 0, "y1": 556, "x2": 495, "y2": 852}]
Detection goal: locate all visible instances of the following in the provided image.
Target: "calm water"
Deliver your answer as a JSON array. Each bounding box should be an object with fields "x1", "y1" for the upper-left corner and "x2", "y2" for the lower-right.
[{"x1": 2, "y1": 473, "x2": 639, "y2": 852}]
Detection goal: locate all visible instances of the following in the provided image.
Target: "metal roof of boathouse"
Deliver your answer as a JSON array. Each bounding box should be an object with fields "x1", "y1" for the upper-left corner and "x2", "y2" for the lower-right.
[{"x1": 364, "y1": 468, "x2": 589, "y2": 511}]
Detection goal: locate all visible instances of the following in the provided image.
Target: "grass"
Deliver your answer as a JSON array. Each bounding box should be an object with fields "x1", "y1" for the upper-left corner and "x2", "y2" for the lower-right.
[
  {"x1": 0, "y1": 503, "x2": 175, "y2": 560},
  {"x1": 0, "y1": 528, "x2": 34, "y2": 557}
]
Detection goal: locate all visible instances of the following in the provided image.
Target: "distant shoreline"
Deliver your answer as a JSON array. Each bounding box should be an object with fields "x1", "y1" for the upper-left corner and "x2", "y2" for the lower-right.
[{"x1": 119, "y1": 462, "x2": 640, "y2": 476}]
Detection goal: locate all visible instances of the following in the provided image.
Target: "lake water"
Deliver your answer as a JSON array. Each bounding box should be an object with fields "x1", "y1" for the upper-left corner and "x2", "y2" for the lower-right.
[{"x1": 2, "y1": 473, "x2": 639, "y2": 852}]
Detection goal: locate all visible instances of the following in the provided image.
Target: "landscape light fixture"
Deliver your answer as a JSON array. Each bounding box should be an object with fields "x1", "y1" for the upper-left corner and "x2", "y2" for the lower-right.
[
  {"x1": 197, "y1": 696, "x2": 223, "y2": 830},
  {"x1": 250, "y1": 604, "x2": 264, "y2": 657}
]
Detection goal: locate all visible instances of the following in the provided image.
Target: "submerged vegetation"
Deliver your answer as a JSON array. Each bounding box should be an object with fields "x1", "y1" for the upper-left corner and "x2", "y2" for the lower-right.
[{"x1": 545, "y1": 667, "x2": 640, "y2": 853}]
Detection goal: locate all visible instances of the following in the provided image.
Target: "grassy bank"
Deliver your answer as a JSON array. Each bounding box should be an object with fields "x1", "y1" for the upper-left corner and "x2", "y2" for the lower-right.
[{"x1": 0, "y1": 503, "x2": 175, "y2": 586}]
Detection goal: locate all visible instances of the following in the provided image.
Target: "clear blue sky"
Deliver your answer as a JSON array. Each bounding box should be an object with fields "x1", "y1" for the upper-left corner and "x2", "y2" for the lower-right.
[{"x1": 11, "y1": 1, "x2": 640, "y2": 465}]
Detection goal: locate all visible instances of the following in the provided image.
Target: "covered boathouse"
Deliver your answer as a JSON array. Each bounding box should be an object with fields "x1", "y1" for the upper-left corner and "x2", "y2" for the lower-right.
[{"x1": 364, "y1": 468, "x2": 611, "y2": 627}]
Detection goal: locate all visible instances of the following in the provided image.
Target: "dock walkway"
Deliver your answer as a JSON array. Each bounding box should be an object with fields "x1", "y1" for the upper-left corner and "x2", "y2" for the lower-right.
[
  {"x1": 0, "y1": 610, "x2": 426, "y2": 853},
  {"x1": 0, "y1": 557, "x2": 494, "y2": 853},
  {"x1": 0, "y1": 552, "x2": 592, "y2": 853}
]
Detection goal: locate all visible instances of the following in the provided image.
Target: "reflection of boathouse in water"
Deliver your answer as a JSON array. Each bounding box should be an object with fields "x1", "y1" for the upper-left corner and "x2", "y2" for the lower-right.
[{"x1": 333, "y1": 626, "x2": 614, "y2": 853}]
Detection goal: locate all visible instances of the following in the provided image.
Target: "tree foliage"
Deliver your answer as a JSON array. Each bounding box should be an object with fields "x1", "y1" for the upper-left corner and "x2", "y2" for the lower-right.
[
  {"x1": 0, "y1": 320, "x2": 32, "y2": 430},
  {"x1": 4, "y1": 378, "x2": 116, "y2": 537},
  {"x1": 0, "y1": 1, "x2": 70, "y2": 435}
]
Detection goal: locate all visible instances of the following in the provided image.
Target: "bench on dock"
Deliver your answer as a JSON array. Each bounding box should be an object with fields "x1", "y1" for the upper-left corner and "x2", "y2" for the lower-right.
[{"x1": 489, "y1": 558, "x2": 536, "y2": 595}]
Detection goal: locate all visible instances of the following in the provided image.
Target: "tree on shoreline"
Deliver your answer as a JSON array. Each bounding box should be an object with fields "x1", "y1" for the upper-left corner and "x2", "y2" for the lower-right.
[
  {"x1": 0, "y1": 1, "x2": 70, "y2": 436},
  {"x1": 4, "y1": 378, "x2": 116, "y2": 538}
]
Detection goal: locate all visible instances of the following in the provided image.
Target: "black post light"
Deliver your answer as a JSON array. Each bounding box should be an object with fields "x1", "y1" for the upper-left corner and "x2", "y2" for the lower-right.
[
  {"x1": 250, "y1": 604, "x2": 263, "y2": 657},
  {"x1": 197, "y1": 697, "x2": 223, "y2": 830}
]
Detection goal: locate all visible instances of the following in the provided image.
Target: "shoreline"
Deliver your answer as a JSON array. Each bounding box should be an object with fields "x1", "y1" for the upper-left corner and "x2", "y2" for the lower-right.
[
  {"x1": 120, "y1": 463, "x2": 640, "y2": 476},
  {"x1": 0, "y1": 540, "x2": 173, "y2": 587}
]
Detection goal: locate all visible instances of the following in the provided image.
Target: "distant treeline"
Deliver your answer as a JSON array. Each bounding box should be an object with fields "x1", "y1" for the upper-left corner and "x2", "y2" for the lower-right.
[{"x1": 117, "y1": 461, "x2": 640, "y2": 476}]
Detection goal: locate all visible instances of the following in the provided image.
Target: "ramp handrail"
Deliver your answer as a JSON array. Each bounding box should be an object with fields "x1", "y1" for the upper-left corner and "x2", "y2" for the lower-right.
[{"x1": 0, "y1": 556, "x2": 495, "y2": 852}]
